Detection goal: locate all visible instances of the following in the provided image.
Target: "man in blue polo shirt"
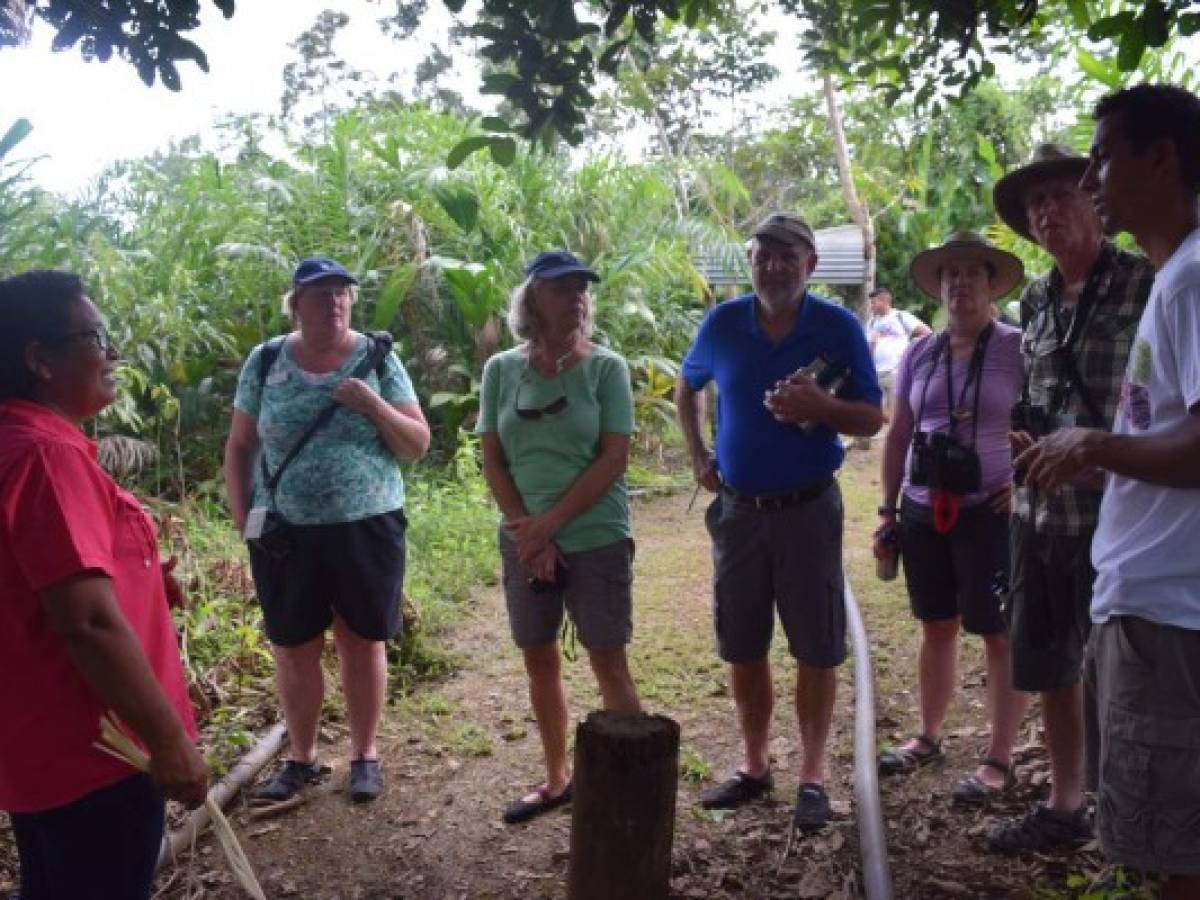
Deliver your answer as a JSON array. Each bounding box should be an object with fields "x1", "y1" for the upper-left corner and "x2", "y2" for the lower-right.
[{"x1": 676, "y1": 212, "x2": 882, "y2": 830}]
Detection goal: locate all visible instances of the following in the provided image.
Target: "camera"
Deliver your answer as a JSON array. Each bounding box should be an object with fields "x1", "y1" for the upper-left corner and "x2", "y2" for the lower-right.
[
  {"x1": 528, "y1": 559, "x2": 569, "y2": 595},
  {"x1": 910, "y1": 431, "x2": 981, "y2": 495},
  {"x1": 1011, "y1": 400, "x2": 1052, "y2": 439}
]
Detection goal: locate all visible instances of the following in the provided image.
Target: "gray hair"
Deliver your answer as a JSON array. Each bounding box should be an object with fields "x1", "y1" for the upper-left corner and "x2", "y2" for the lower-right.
[{"x1": 505, "y1": 275, "x2": 594, "y2": 343}]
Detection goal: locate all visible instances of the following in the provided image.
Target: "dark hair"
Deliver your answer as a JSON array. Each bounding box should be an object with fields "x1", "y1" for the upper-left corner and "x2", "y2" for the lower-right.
[
  {"x1": 0, "y1": 270, "x2": 86, "y2": 401},
  {"x1": 1094, "y1": 84, "x2": 1200, "y2": 194},
  {"x1": 868, "y1": 286, "x2": 891, "y2": 298}
]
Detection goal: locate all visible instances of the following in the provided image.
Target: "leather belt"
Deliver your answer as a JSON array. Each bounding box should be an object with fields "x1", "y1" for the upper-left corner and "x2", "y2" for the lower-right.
[{"x1": 720, "y1": 476, "x2": 834, "y2": 511}]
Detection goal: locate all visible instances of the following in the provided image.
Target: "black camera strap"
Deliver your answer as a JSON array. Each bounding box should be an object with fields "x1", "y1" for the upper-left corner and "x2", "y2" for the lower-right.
[
  {"x1": 914, "y1": 322, "x2": 993, "y2": 449},
  {"x1": 1021, "y1": 257, "x2": 1110, "y2": 427},
  {"x1": 259, "y1": 332, "x2": 394, "y2": 505}
]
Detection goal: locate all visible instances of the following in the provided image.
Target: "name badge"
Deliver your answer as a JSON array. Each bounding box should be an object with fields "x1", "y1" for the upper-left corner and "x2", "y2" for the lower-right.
[{"x1": 244, "y1": 506, "x2": 268, "y2": 540}]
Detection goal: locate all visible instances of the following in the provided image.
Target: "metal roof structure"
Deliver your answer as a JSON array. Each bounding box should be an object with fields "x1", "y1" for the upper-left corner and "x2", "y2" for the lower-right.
[{"x1": 694, "y1": 224, "x2": 867, "y2": 287}]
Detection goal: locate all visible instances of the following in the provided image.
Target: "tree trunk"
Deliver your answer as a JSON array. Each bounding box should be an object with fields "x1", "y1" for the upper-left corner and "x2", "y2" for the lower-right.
[
  {"x1": 823, "y1": 73, "x2": 876, "y2": 316},
  {"x1": 566, "y1": 711, "x2": 680, "y2": 900}
]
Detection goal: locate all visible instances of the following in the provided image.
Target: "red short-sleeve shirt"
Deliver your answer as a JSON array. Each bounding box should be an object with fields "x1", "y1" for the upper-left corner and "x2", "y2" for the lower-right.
[{"x1": 0, "y1": 400, "x2": 198, "y2": 813}]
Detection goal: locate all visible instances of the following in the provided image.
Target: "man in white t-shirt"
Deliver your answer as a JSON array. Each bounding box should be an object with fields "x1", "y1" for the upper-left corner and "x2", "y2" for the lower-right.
[
  {"x1": 865, "y1": 286, "x2": 930, "y2": 421},
  {"x1": 1018, "y1": 84, "x2": 1200, "y2": 896}
]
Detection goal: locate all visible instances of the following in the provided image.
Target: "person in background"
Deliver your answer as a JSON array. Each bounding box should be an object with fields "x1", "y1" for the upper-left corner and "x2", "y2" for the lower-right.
[
  {"x1": 1019, "y1": 84, "x2": 1200, "y2": 898},
  {"x1": 224, "y1": 256, "x2": 429, "y2": 804},
  {"x1": 985, "y1": 144, "x2": 1152, "y2": 855},
  {"x1": 866, "y1": 286, "x2": 931, "y2": 425},
  {"x1": 676, "y1": 212, "x2": 882, "y2": 831},
  {"x1": 477, "y1": 250, "x2": 641, "y2": 825},
  {"x1": 0, "y1": 270, "x2": 208, "y2": 900},
  {"x1": 874, "y1": 233, "x2": 1029, "y2": 805}
]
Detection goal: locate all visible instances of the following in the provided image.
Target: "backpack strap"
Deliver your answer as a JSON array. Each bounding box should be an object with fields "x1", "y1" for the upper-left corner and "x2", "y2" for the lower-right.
[
  {"x1": 257, "y1": 335, "x2": 287, "y2": 388},
  {"x1": 258, "y1": 332, "x2": 391, "y2": 388}
]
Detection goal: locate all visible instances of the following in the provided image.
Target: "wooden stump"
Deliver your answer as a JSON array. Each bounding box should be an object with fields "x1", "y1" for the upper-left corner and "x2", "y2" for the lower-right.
[{"x1": 567, "y1": 711, "x2": 681, "y2": 900}]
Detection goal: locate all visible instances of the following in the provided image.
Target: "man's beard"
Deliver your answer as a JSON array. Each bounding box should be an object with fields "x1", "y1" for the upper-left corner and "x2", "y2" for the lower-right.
[{"x1": 754, "y1": 279, "x2": 805, "y2": 310}]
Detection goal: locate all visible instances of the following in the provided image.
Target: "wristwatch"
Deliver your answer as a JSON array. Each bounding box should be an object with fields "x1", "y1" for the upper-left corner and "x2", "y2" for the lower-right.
[{"x1": 877, "y1": 505, "x2": 898, "y2": 516}]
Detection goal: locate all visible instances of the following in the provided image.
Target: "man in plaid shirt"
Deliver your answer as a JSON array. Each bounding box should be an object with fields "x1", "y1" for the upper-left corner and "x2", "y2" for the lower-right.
[{"x1": 986, "y1": 144, "x2": 1153, "y2": 855}]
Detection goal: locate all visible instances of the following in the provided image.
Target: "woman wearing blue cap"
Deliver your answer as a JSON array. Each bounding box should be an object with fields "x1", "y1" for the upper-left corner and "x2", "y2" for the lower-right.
[
  {"x1": 477, "y1": 250, "x2": 642, "y2": 823},
  {"x1": 223, "y1": 256, "x2": 430, "y2": 803}
]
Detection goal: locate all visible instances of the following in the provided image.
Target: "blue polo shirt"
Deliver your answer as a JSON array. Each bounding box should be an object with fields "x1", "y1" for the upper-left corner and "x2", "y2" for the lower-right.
[{"x1": 681, "y1": 292, "x2": 880, "y2": 493}]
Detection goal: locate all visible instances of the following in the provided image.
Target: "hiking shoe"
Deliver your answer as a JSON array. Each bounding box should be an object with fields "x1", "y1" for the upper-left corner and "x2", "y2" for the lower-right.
[
  {"x1": 699, "y1": 771, "x2": 774, "y2": 809},
  {"x1": 986, "y1": 803, "x2": 1092, "y2": 855},
  {"x1": 252, "y1": 760, "x2": 325, "y2": 802},
  {"x1": 348, "y1": 759, "x2": 383, "y2": 803},
  {"x1": 793, "y1": 782, "x2": 832, "y2": 831}
]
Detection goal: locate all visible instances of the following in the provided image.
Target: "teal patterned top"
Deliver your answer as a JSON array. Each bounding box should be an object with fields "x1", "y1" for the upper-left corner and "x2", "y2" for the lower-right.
[{"x1": 233, "y1": 332, "x2": 417, "y2": 525}]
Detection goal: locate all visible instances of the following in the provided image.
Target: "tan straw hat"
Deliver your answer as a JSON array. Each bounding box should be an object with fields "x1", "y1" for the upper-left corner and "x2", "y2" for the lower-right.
[
  {"x1": 992, "y1": 144, "x2": 1089, "y2": 242},
  {"x1": 909, "y1": 231, "x2": 1024, "y2": 301}
]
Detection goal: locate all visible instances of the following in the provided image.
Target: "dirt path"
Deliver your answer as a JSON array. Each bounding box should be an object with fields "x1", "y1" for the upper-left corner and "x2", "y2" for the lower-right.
[{"x1": 156, "y1": 449, "x2": 1106, "y2": 900}]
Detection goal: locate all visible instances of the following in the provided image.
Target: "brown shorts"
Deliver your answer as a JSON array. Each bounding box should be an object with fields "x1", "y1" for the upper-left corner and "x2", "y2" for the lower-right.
[{"x1": 1088, "y1": 616, "x2": 1200, "y2": 875}]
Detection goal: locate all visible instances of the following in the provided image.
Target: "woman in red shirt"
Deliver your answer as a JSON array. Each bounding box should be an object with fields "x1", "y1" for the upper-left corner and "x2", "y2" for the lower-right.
[{"x1": 0, "y1": 270, "x2": 208, "y2": 899}]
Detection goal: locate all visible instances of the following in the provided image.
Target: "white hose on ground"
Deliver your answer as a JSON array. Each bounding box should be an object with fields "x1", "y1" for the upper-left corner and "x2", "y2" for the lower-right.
[
  {"x1": 156, "y1": 721, "x2": 288, "y2": 871},
  {"x1": 844, "y1": 576, "x2": 894, "y2": 900}
]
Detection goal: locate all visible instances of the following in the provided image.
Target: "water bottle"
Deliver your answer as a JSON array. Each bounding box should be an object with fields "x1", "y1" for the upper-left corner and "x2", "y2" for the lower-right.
[{"x1": 876, "y1": 525, "x2": 899, "y2": 581}]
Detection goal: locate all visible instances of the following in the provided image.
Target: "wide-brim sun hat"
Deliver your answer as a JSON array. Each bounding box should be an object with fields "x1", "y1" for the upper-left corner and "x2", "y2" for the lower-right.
[
  {"x1": 525, "y1": 250, "x2": 600, "y2": 282},
  {"x1": 992, "y1": 143, "x2": 1089, "y2": 242},
  {"x1": 909, "y1": 231, "x2": 1024, "y2": 301}
]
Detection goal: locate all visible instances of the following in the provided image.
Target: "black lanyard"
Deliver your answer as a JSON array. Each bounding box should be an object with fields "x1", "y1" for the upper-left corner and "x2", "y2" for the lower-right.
[
  {"x1": 1022, "y1": 254, "x2": 1110, "y2": 426},
  {"x1": 915, "y1": 322, "x2": 993, "y2": 448}
]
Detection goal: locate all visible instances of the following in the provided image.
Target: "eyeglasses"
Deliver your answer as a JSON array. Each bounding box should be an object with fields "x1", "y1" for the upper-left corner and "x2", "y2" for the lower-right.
[
  {"x1": 514, "y1": 372, "x2": 568, "y2": 420},
  {"x1": 47, "y1": 326, "x2": 119, "y2": 355}
]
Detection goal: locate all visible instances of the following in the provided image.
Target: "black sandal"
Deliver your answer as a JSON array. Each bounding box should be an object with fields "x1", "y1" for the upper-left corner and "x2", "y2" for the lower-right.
[
  {"x1": 503, "y1": 781, "x2": 573, "y2": 824},
  {"x1": 699, "y1": 770, "x2": 775, "y2": 809},
  {"x1": 952, "y1": 757, "x2": 1016, "y2": 805},
  {"x1": 878, "y1": 734, "x2": 943, "y2": 776}
]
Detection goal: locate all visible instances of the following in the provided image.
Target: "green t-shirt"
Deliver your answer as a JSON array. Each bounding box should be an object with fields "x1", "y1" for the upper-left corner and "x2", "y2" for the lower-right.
[
  {"x1": 233, "y1": 332, "x2": 417, "y2": 525},
  {"x1": 476, "y1": 345, "x2": 634, "y2": 553}
]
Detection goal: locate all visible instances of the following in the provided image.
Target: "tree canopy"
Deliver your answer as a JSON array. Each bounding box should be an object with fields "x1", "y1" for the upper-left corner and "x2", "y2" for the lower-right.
[
  {"x1": 2, "y1": 0, "x2": 235, "y2": 89},
  {"x1": 8, "y1": 1, "x2": 1198, "y2": 135}
]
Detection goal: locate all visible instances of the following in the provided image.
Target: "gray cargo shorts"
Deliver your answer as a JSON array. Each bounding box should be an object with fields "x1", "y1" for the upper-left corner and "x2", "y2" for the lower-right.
[
  {"x1": 1089, "y1": 615, "x2": 1200, "y2": 875},
  {"x1": 499, "y1": 530, "x2": 634, "y2": 651},
  {"x1": 704, "y1": 479, "x2": 846, "y2": 668}
]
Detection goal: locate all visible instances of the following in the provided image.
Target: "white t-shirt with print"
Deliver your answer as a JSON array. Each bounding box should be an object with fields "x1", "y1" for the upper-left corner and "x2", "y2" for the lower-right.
[
  {"x1": 868, "y1": 308, "x2": 925, "y2": 376},
  {"x1": 1091, "y1": 227, "x2": 1200, "y2": 629}
]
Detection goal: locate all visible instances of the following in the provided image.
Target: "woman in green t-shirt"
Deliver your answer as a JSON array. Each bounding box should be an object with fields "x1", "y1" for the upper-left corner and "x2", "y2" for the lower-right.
[{"x1": 477, "y1": 251, "x2": 643, "y2": 824}]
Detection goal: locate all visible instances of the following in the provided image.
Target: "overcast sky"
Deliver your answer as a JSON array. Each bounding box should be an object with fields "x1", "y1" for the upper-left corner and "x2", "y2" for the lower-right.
[{"x1": 0, "y1": 0, "x2": 475, "y2": 195}]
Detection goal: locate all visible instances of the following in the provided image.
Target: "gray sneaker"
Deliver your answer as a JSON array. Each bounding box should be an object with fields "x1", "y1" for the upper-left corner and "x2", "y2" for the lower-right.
[
  {"x1": 986, "y1": 803, "x2": 1092, "y2": 855},
  {"x1": 349, "y1": 758, "x2": 383, "y2": 802},
  {"x1": 793, "y1": 782, "x2": 832, "y2": 830}
]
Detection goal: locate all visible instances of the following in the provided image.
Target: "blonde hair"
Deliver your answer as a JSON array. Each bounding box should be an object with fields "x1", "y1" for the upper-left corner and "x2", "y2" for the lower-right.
[{"x1": 505, "y1": 276, "x2": 594, "y2": 343}]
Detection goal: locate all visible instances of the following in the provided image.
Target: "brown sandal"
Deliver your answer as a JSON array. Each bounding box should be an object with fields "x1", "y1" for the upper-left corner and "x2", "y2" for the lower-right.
[
  {"x1": 878, "y1": 734, "x2": 943, "y2": 776},
  {"x1": 952, "y1": 757, "x2": 1016, "y2": 805}
]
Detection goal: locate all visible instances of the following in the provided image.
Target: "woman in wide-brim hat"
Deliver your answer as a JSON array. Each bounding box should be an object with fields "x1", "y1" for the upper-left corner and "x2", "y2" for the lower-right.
[{"x1": 873, "y1": 232, "x2": 1031, "y2": 804}]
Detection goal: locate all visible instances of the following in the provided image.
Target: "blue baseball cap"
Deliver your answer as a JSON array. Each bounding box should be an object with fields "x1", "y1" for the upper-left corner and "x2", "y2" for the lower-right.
[
  {"x1": 524, "y1": 250, "x2": 600, "y2": 283},
  {"x1": 293, "y1": 256, "x2": 358, "y2": 287}
]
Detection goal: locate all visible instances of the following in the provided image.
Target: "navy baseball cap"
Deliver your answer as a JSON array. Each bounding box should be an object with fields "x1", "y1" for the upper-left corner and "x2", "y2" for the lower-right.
[
  {"x1": 293, "y1": 256, "x2": 358, "y2": 287},
  {"x1": 524, "y1": 250, "x2": 600, "y2": 282}
]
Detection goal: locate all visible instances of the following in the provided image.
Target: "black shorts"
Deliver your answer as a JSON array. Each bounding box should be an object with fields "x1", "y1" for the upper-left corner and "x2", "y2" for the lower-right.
[
  {"x1": 898, "y1": 497, "x2": 1008, "y2": 635},
  {"x1": 1008, "y1": 518, "x2": 1094, "y2": 691},
  {"x1": 248, "y1": 508, "x2": 407, "y2": 647}
]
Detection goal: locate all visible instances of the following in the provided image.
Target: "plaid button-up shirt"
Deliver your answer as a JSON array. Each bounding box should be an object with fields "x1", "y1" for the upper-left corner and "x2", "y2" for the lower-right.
[{"x1": 1014, "y1": 241, "x2": 1154, "y2": 536}]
